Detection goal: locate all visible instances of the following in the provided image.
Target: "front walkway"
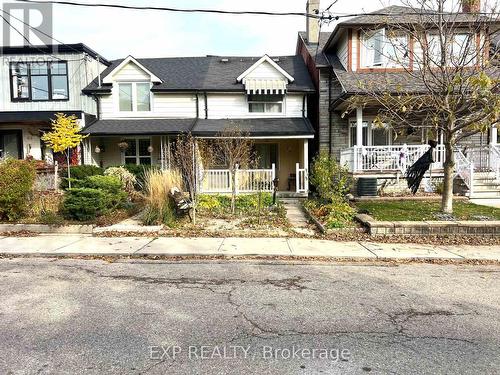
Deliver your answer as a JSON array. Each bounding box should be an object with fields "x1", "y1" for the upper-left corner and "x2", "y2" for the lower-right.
[{"x1": 0, "y1": 235, "x2": 499, "y2": 261}]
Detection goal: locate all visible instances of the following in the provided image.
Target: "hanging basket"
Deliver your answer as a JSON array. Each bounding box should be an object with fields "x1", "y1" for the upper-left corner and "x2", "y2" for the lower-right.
[{"x1": 117, "y1": 141, "x2": 129, "y2": 151}]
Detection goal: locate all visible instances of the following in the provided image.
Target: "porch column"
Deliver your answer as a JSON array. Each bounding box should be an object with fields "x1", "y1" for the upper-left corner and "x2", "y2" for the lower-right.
[
  {"x1": 356, "y1": 106, "x2": 363, "y2": 146},
  {"x1": 303, "y1": 139, "x2": 309, "y2": 193},
  {"x1": 491, "y1": 125, "x2": 498, "y2": 145}
]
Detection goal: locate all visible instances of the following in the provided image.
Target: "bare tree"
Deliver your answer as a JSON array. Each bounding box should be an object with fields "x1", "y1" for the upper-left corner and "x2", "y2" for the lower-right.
[
  {"x1": 212, "y1": 127, "x2": 255, "y2": 214},
  {"x1": 171, "y1": 132, "x2": 212, "y2": 224},
  {"x1": 346, "y1": 0, "x2": 499, "y2": 213}
]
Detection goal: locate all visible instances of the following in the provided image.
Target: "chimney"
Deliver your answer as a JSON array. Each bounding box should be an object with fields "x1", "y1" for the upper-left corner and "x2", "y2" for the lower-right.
[
  {"x1": 462, "y1": 0, "x2": 481, "y2": 13},
  {"x1": 306, "y1": 0, "x2": 320, "y2": 44}
]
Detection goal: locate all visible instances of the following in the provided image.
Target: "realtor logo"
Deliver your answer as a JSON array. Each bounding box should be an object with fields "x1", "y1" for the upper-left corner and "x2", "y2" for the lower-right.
[{"x1": 2, "y1": 2, "x2": 53, "y2": 51}]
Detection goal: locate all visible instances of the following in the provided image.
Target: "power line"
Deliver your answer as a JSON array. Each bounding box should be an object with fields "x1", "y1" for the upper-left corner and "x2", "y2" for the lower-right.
[
  {"x1": 16, "y1": 0, "x2": 322, "y2": 19},
  {"x1": 0, "y1": 8, "x2": 89, "y2": 62}
]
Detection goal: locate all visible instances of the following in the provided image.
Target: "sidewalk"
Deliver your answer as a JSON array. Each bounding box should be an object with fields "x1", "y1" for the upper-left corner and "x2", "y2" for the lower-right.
[{"x1": 0, "y1": 235, "x2": 499, "y2": 261}]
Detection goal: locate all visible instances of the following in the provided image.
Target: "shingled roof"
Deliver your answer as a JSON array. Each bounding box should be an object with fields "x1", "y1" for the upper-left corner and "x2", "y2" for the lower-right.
[
  {"x1": 297, "y1": 31, "x2": 332, "y2": 67},
  {"x1": 82, "y1": 55, "x2": 315, "y2": 94}
]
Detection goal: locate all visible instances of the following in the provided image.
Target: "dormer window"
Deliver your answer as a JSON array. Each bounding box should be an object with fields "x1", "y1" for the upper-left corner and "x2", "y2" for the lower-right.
[
  {"x1": 118, "y1": 82, "x2": 151, "y2": 112},
  {"x1": 360, "y1": 29, "x2": 409, "y2": 68},
  {"x1": 248, "y1": 94, "x2": 283, "y2": 113}
]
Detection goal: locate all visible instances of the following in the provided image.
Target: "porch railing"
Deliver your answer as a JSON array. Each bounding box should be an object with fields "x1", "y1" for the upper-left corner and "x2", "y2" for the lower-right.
[
  {"x1": 454, "y1": 148, "x2": 474, "y2": 195},
  {"x1": 199, "y1": 164, "x2": 275, "y2": 193},
  {"x1": 296, "y1": 163, "x2": 308, "y2": 193},
  {"x1": 340, "y1": 145, "x2": 445, "y2": 173},
  {"x1": 490, "y1": 145, "x2": 500, "y2": 180}
]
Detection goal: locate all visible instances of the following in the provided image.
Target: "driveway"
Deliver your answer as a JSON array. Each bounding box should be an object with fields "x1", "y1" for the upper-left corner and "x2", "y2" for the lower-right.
[{"x1": 0, "y1": 258, "x2": 499, "y2": 374}]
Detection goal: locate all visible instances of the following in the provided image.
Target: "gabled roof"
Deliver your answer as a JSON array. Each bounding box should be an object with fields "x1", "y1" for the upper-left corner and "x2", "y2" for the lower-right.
[
  {"x1": 236, "y1": 54, "x2": 294, "y2": 82},
  {"x1": 102, "y1": 55, "x2": 162, "y2": 84},
  {"x1": 296, "y1": 31, "x2": 332, "y2": 67},
  {"x1": 83, "y1": 55, "x2": 314, "y2": 94}
]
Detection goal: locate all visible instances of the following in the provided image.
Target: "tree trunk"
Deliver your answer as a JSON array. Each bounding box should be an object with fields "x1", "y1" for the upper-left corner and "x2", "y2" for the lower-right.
[
  {"x1": 441, "y1": 142, "x2": 455, "y2": 214},
  {"x1": 67, "y1": 149, "x2": 71, "y2": 189}
]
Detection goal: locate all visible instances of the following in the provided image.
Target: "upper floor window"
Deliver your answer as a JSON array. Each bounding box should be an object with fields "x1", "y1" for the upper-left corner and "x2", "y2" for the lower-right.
[
  {"x1": 248, "y1": 94, "x2": 283, "y2": 113},
  {"x1": 118, "y1": 82, "x2": 151, "y2": 112},
  {"x1": 361, "y1": 29, "x2": 409, "y2": 68},
  {"x1": 10, "y1": 61, "x2": 69, "y2": 101},
  {"x1": 427, "y1": 33, "x2": 476, "y2": 66}
]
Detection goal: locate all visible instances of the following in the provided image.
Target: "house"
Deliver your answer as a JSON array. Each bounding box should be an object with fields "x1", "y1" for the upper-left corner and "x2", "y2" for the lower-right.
[
  {"x1": 80, "y1": 54, "x2": 315, "y2": 195},
  {"x1": 0, "y1": 44, "x2": 109, "y2": 162},
  {"x1": 297, "y1": 0, "x2": 500, "y2": 199}
]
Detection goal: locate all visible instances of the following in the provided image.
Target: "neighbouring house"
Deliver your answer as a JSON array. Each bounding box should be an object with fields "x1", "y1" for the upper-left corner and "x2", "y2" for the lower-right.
[
  {"x1": 297, "y1": 0, "x2": 500, "y2": 199},
  {"x1": 0, "y1": 44, "x2": 109, "y2": 163},
  {"x1": 80, "y1": 54, "x2": 315, "y2": 196}
]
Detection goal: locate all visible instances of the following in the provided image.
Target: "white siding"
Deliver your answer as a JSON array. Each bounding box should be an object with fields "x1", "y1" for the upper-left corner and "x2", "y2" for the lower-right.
[
  {"x1": 110, "y1": 61, "x2": 150, "y2": 81},
  {"x1": 337, "y1": 32, "x2": 349, "y2": 70},
  {"x1": 244, "y1": 60, "x2": 285, "y2": 80},
  {"x1": 206, "y1": 93, "x2": 304, "y2": 119},
  {"x1": 0, "y1": 52, "x2": 106, "y2": 115},
  {"x1": 351, "y1": 31, "x2": 358, "y2": 71}
]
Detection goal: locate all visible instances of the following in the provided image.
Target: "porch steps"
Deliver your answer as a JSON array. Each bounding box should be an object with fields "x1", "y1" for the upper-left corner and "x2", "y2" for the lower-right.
[{"x1": 467, "y1": 172, "x2": 500, "y2": 199}]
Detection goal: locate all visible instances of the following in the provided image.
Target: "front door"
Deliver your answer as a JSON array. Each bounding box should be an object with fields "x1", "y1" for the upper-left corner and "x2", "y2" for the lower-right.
[{"x1": 0, "y1": 130, "x2": 22, "y2": 159}]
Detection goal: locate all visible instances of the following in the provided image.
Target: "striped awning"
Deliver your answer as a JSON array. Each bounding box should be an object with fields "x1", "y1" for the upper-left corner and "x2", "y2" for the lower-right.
[{"x1": 243, "y1": 78, "x2": 287, "y2": 94}]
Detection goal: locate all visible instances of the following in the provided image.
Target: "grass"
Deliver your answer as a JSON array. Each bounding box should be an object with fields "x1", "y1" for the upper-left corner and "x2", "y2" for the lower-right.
[{"x1": 356, "y1": 200, "x2": 500, "y2": 221}]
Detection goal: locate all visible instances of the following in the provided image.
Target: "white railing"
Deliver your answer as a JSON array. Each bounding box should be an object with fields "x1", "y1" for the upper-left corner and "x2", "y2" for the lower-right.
[
  {"x1": 200, "y1": 164, "x2": 275, "y2": 193},
  {"x1": 296, "y1": 163, "x2": 308, "y2": 193},
  {"x1": 490, "y1": 144, "x2": 500, "y2": 180},
  {"x1": 454, "y1": 148, "x2": 474, "y2": 195},
  {"x1": 342, "y1": 145, "x2": 445, "y2": 173}
]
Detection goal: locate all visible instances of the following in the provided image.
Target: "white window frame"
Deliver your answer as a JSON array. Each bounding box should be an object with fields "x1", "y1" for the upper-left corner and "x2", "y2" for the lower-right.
[
  {"x1": 348, "y1": 119, "x2": 392, "y2": 147},
  {"x1": 116, "y1": 81, "x2": 152, "y2": 113},
  {"x1": 247, "y1": 94, "x2": 285, "y2": 115},
  {"x1": 121, "y1": 137, "x2": 153, "y2": 165},
  {"x1": 360, "y1": 28, "x2": 410, "y2": 68}
]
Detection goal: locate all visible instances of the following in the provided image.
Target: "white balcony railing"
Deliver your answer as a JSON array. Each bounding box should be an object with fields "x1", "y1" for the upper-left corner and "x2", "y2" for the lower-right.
[
  {"x1": 340, "y1": 145, "x2": 445, "y2": 173},
  {"x1": 199, "y1": 164, "x2": 275, "y2": 193}
]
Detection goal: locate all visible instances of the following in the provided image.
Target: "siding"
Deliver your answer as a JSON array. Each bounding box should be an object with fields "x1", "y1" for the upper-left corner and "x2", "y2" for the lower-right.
[
  {"x1": 244, "y1": 60, "x2": 285, "y2": 80},
  {"x1": 111, "y1": 61, "x2": 150, "y2": 81},
  {"x1": 0, "y1": 52, "x2": 106, "y2": 115},
  {"x1": 337, "y1": 32, "x2": 349, "y2": 70}
]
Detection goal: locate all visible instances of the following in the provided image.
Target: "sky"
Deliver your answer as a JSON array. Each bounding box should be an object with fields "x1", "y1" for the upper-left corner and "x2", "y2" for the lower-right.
[{"x1": 0, "y1": 0, "x2": 403, "y2": 59}]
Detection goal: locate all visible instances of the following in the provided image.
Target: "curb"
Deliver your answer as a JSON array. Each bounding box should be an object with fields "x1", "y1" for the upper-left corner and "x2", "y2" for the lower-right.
[{"x1": 0, "y1": 224, "x2": 93, "y2": 234}]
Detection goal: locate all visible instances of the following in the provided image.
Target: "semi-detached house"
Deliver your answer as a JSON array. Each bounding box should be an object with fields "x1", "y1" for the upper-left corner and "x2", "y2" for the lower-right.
[{"x1": 80, "y1": 54, "x2": 315, "y2": 195}]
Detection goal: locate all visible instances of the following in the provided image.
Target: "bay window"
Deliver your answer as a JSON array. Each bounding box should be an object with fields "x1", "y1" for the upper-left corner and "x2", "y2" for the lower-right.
[
  {"x1": 118, "y1": 82, "x2": 151, "y2": 112},
  {"x1": 10, "y1": 61, "x2": 68, "y2": 101},
  {"x1": 248, "y1": 94, "x2": 283, "y2": 114}
]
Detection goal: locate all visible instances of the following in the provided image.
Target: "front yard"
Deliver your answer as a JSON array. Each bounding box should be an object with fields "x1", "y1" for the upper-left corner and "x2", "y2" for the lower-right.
[{"x1": 356, "y1": 200, "x2": 500, "y2": 221}]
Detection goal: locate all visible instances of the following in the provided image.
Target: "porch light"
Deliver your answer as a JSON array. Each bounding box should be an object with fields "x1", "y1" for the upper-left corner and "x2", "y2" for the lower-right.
[
  {"x1": 147, "y1": 145, "x2": 154, "y2": 153},
  {"x1": 94, "y1": 146, "x2": 101, "y2": 154}
]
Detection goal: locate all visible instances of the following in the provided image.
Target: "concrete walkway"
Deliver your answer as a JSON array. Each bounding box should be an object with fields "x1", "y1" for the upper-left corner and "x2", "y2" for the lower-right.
[
  {"x1": 282, "y1": 198, "x2": 314, "y2": 235},
  {"x1": 0, "y1": 235, "x2": 499, "y2": 261}
]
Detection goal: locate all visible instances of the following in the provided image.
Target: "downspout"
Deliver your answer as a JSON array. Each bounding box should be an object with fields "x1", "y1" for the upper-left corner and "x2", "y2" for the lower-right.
[
  {"x1": 203, "y1": 92, "x2": 208, "y2": 119},
  {"x1": 328, "y1": 69, "x2": 332, "y2": 157},
  {"x1": 302, "y1": 94, "x2": 306, "y2": 118},
  {"x1": 195, "y1": 92, "x2": 199, "y2": 119}
]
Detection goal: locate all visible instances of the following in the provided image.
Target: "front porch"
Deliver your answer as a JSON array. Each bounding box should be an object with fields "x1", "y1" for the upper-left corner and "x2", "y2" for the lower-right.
[{"x1": 82, "y1": 135, "x2": 310, "y2": 195}]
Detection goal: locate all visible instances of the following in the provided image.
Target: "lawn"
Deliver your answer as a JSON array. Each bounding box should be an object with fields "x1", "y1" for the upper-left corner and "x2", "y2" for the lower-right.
[{"x1": 356, "y1": 200, "x2": 500, "y2": 221}]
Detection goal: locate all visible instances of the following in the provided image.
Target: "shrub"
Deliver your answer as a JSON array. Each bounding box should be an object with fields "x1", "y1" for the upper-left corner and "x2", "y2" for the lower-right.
[
  {"x1": 60, "y1": 165, "x2": 103, "y2": 190},
  {"x1": 61, "y1": 188, "x2": 112, "y2": 221},
  {"x1": 310, "y1": 152, "x2": 352, "y2": 201},
  {"x1": 0, "y1": 159, "x2": 36, "y2": 221},
  {"x1": 104, "y1": 166, "x2": 137, "y2": 192},
  {"x1": 304, "y1": 197, "x2": 355, "y2": 229},
  {"x1": 123, "y1": 164, "x2": 157, "y2": 190},
  {"x1": 142, "y1": 169, "x2": 183, "y2": 226},
  {"x1": 79, "y1": 175, "x2": 128, "y2": 207}
]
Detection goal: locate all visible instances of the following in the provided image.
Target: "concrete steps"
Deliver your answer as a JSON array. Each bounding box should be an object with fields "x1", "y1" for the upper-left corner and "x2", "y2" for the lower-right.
[{"x1": 468, "y1": 172, "x2": 500, "y2": 199}]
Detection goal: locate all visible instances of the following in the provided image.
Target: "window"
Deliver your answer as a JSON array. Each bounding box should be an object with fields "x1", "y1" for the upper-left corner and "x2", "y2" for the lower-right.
[
  {"x1": 248, "y1": 94, "x2": 283, "y2": 113},
  {"x1": 427, "y1": 33, "x2": 475, "y2": 66},
  {"x1": 10, "y1": 61, "x2": 68, "y2": 101},
  {"x1": 361, "y1": 29, "x2": 409, "y2": 68},
  {"x1": 255, "y1": 143, "x2": 278, "y2": 169},
  {"x1": 118, "y1": 82, "x2": 151, "y2": 112},
  {"x1": 349, "y1": 121, "x2": 391, "y2": 147},
  {"x1": 123, "y1": 138, "x2": 152, "y2": 165},
  {"x1": 0, "y1": 130, "x2": 22, "y2": 159}
]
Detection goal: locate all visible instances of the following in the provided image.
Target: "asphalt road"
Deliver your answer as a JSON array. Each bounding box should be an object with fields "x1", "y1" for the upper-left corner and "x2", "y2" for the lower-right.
[{"x1": 0, "y1": 258, "x2": 499, "y2": 374}]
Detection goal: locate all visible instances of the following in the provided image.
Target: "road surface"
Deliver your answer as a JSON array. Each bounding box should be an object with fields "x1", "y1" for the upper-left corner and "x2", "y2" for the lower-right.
[{"x1": 0, "y1": 258, "x2": 499, "y2": 374}]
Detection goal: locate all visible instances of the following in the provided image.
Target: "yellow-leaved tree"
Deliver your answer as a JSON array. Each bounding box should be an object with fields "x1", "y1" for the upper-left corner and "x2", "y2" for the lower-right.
[{"x1": 41, "y1": 113, "x2": 88, "y2": 189}]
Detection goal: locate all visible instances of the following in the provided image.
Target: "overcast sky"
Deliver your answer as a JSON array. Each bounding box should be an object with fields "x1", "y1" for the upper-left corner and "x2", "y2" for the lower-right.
[{"x1": 1, "y1": 0, "x2": 402, "y2": 59}]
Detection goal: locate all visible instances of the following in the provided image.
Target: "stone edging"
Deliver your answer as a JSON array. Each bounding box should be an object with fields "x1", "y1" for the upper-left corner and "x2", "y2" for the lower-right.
[
  {"x1": 0, "y1": 223, "x2": 93, "y2": 234},
  {"x1": 301, "y1": 204, "x2": 327, "y2": 233},
  {"x1": 355, "y1": 214, "x2": 500, "y2": 236}
]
